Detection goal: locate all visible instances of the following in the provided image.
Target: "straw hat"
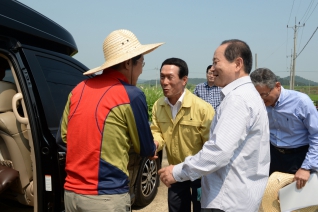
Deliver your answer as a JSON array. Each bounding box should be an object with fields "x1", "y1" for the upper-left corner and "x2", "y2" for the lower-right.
[
  {"x1": 259, "y1": 172, "x2": 318, "y2": 212},
  {"x1": 83, "y1": 29, "x2": 164, "y2": 75}
]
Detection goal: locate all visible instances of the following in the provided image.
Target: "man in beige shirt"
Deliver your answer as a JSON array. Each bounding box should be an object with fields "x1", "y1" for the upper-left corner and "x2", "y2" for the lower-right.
[{"x1": 151, "y1": 57, "x2": 214, "y2": 212}]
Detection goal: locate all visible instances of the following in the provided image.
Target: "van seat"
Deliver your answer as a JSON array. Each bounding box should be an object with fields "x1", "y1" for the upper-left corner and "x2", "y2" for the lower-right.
[
  {"x1": 0, "y1": 81, "x2": 33, "y2": 205},
  {"x1": 0, "y1": 81, "x2": 17, "y2": 112}
]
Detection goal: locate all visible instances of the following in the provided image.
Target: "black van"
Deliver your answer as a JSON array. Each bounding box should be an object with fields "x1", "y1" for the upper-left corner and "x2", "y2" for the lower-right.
[{"x1": 0, "y1": 1, "x2": 160, "y2": 211}]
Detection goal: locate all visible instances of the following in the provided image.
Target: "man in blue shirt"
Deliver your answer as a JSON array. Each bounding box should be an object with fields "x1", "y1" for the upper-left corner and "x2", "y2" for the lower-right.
[
  {"x1": 250, "y1": 68, "x2": 318, "y2": 189},
  {"x1": 193, "y1": 65, "x2": 221, "y2": 109}
]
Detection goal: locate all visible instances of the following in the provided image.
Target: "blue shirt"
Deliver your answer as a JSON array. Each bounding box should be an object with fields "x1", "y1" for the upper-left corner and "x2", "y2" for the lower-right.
[
  {"x1": 267, "y1": 86, "x2": 318, "y2": 171},
  {"x1": 193, "y1": 82, "x2": 221, "y2": 109},
  {"x1": 174, "y1": 76, "x2": 270, "y2": 211}
]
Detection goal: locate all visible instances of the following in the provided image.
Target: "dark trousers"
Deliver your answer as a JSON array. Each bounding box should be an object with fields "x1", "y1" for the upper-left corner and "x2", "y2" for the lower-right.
[
  {"x1": 269, "y1": 143, "x2": 309, "y2": 175},
  {"x1": 168, "y1": 179, "x2": 201, "y2": 212}
]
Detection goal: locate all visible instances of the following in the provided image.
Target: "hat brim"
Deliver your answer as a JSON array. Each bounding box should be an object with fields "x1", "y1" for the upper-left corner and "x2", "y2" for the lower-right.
[
  {"x1": 259, "y1": 172, "x2": 318, "y2": 212},
  {"x1": 83, "y1": 42, "x2": 164, "y2": 75},
  {"x1": 259, "y1": 172, "x2": 294, "y2": 212}
]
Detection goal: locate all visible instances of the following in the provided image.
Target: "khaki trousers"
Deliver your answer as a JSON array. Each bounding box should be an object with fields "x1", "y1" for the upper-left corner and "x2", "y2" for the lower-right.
[{"x1": 64, "y1": 190, "x2": 131, "y2": 212}]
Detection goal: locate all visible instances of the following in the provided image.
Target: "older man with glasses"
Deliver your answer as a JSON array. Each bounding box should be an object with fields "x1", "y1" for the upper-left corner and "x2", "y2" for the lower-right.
[{"x1": 250, "y1": 67, "x2": 318, "y2": 190}]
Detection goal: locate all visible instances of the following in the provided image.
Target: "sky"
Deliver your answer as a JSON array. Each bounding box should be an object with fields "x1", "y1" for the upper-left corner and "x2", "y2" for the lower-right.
[{"x1": 18, "y1": 0, "x2": 318, "y2": 83}]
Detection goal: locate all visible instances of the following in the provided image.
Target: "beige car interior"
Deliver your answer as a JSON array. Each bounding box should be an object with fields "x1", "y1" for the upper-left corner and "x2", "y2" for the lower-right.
[{"x1": 0, "y1": 55, "x2": 37, "y2": 210}]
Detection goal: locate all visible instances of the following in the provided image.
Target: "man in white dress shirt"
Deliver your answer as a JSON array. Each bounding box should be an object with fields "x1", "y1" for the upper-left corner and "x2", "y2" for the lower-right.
[{"x1": 159, "y1": 39, "x2": 270, "y2": 212}]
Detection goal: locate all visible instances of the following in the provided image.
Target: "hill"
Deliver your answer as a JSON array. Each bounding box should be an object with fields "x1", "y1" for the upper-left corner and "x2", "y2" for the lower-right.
[
  {"x1": 139, "y1": 76, "x2": 318, "y2": 86},
  {"x1": 139, "y1": 78, "x2": 206, "y2": 85},
  {"x1": 278, "y1": 76, "x2": 318, "y2": 86}
]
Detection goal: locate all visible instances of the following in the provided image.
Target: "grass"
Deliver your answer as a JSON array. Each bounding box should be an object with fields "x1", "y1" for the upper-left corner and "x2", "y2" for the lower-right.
[
  {"x1": 138, "y1": 85, "x2": 163, "y2": 120},
  {"x1": 308, "y1": 94, "x2": 318, "y2": 102},
  {"x1": 138, "y1": 84, "x2": 318, "y2": 121}
]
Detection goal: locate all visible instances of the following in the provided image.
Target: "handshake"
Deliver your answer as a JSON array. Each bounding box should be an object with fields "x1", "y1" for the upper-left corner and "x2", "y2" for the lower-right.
[
  {"x1": 148, "y1": 140, "x2": 159, "y2": 161},
  {"x1": 147, "y1": 140, "x2": 177, "y2": 187}
]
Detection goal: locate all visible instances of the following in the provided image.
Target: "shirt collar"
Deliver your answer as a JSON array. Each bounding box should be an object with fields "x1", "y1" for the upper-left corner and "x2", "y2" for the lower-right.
[
  {"x1": 164, "y1": 89, "x2": 186, "y2": 106},
  {"x1": 220, "y1": 76, "x2": 251, "y2": 100},
  {"x1": 204, "y1": 81, "x2": 217, "y2": 88},
  {"x1": 275, "y1": 86, "x2": 286, "y2": 107},
  {"x1": 101, "y1": 68, "x2": 129, "y2": 83}
]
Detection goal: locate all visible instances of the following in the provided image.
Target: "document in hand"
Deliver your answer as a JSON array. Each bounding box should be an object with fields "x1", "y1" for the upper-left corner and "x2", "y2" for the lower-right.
[{"x1": 279, "y1": 172, "x2": 318, "y2": 212}]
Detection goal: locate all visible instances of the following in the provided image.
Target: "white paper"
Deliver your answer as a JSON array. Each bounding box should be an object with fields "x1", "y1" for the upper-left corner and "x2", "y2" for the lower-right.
[{"x1": 279, "y1": 172, "x2": 318, "y2": 212}]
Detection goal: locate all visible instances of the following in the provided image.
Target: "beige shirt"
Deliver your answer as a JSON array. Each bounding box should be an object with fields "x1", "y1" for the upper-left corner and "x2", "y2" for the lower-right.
[{"x1": 151, "y1": 89, "x2": 215, "y2": 165}]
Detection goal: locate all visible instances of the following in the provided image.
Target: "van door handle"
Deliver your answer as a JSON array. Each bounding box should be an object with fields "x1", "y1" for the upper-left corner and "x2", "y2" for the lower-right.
[{"x1": 12, "y1": 93, "x2": 29, "y2": 125}]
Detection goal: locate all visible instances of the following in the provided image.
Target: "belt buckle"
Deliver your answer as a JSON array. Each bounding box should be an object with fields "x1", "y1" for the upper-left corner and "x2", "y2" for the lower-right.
[{"x1": 277, "y1": 148, "x2": 285, "y2": 154}]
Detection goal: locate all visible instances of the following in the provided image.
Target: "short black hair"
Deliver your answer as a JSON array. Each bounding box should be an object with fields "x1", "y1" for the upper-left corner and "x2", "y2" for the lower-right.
[
  {"x1": 221, "y1": 39, "x2": 252, "y2": 74},
  {"x1": 160, "y1": 58, "x2": 188, "y2": 79},
  {"x1": 131, "y1": 54, "x2": 142, "y2": 66},
  {"x1": 111, "y1": 54, "x2": 142, "y2": 70},
  {"x1": 206, "y1": 65, "x2": 212, "y2": 73}
]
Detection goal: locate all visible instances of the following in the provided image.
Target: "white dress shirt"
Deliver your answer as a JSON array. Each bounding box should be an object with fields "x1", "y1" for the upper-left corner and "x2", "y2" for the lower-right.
[
  {"x1": 173, "y1": 76, "x2": 270, "y2": 212},
  {"x1": 164, "y1": 90, "x2": 185, "y2": 120}
]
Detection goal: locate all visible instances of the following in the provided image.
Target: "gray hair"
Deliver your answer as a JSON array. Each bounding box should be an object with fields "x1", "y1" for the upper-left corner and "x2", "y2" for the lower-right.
[{"x1": 250, "y1": 68, "x2": 277, "y2": 89}]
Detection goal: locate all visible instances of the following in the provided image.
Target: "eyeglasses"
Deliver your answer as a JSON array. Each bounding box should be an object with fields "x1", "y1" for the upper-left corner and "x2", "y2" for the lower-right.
[
  {"x1": 260, "y1": 88, "x2": 273, "y2": 98},
  {"x1": 137, "y1": 59, "x2": 145, "y2": 67},
  {"x1": 207, "y1": 72, "x2": 214, "y2": 76}
]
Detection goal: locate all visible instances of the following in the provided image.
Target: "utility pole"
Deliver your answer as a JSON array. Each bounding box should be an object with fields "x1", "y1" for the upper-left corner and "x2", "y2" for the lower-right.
[
  {"x1": 255, "y1": 53, "x2": 257, "y2": 70},
  {"x1": 287, "y1": 17, "x2": 305, "y2": 90},
  {"x1": 154, "y1": 67, "x2": 159, "y2": 88},
  {"x1": 287, "y1": 49, "x2": 293, "y2": 87}
]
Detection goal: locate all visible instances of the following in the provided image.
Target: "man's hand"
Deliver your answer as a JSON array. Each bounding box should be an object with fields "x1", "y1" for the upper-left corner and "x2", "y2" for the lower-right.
[
  {"x1": 158, "y1": 165, "x2": 176, "y2": 188},
  {"x1": 148, "y1": 141, "x2": 159, "y2": 160},
  {"x1": 293, "y1": 168, "x2": 310, "y2": 189}
]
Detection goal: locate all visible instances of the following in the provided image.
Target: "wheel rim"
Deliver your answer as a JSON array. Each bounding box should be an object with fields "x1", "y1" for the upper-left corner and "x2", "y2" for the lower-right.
[{"x1": 140, "y1": 159, "x2": 157, "y2": 197}]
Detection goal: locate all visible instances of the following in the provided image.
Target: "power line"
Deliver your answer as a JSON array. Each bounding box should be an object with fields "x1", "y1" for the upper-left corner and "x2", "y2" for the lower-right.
[
  {"x1": 262, "y1": 42, "x2": 286, "y2": 62},
  {"x1": 296, "y1": 26, "x2": 318, "y2": 59},
  {"x1": 287, "y1": 18, "x2": 305, "y2": 90},
  {"x1": 300, "y1": 0, "x2": 314, "y2": 22},
  {"x1": 297, "y1": 25, "x2": 305, "y2": 50},
  {"x1": 287, "y1": 0, "x2": 296, "y2": 24},
  {"x1": 304, "y1": 1, "x2": 318, "y2": 23},
  {"x1": 286, "y1": 0, "x2": 295, "y2": 75}
]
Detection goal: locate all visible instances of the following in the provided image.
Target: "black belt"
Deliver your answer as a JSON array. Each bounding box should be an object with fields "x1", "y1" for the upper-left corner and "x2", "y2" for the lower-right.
[{"x1": 271, "y1": 144, "x2": 309, "y2": 154}]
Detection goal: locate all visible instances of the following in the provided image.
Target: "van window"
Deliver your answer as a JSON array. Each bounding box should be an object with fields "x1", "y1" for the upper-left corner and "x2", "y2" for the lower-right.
[
  {"x1": 22, "y1": 48, "x2": 89, "y2": 133},
  {"x1": 0, "y1": 57, "x2": 14, "y2": 83},
  {"x1": 36, "y1": 56, "x2": 89, "y2": 119},
  {"x1": 3, "y1": 69, "x2": 15, "y2": 83}
]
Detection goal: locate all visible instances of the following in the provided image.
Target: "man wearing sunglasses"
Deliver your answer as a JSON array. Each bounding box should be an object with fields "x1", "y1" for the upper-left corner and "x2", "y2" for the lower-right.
[{"x1": 250, "y1": 68, "x2": 318, "y2": 190}]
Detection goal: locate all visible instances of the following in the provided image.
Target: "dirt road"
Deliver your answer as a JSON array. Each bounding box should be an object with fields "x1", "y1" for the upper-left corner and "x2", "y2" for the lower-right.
[{"x1": 132, "y1": 150, "x2": 169, "y2": 212}]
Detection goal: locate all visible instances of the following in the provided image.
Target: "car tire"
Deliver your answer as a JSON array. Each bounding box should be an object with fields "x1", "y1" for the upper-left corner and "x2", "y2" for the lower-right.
[{"x1": 133, "y1": 157, "x2": 160, "y2": 207}]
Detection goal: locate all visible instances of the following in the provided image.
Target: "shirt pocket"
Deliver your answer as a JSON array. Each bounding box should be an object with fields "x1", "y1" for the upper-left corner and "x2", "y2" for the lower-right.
[
  {"x1": 179, "y1": 120, "x2": 203, "y2": 153},
  {"x1": 157, "y1": 118, "x2": 171, "y2": 133},
  {"x1": 180, "y1": 120, "x2": 201, "y2": 134}
]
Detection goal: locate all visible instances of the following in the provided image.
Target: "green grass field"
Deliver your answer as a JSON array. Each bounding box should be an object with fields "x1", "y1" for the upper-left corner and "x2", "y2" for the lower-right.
[{"x1": 139, "y1": 85, "x2": 318, "y2": 120}]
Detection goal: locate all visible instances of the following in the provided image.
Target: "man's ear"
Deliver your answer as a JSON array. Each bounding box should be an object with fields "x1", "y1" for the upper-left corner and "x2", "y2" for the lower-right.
[
  {"x1": 235, "y1": 57, "x2": 243, "y2": 72},
  {"x1": 123, "y1": 59, "x2": 131, "y2": 70},
  {"x1": 182, "y1": 76, "x2": 188, "y2": 86}
]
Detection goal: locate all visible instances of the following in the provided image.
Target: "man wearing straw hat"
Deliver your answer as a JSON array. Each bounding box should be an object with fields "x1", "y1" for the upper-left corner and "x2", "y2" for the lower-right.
[
  {"x1": 250, "y1": 68, "x2": 318, "y2": 190},
  {"x1": 159, "y1": 39, "x2": 270, "y2": 212},
  {"x1": 56, "y1": 29, "x2": 163, "y2": 212}
]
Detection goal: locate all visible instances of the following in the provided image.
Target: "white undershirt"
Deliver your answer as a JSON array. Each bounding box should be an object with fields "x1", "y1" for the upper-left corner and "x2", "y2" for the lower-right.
[{"x1": 164, "y1": 90, "x2": 185, "y2": 120}]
